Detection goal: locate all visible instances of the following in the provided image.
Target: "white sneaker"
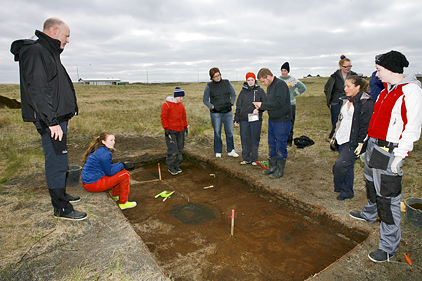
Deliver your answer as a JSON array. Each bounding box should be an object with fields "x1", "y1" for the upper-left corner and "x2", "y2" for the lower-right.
[
  {"x1": 228, "y1": 149, "x2": 239, "y2": 157},
  {"x1": 216, "y1": 153, "x2": 222, "y2": 158}
]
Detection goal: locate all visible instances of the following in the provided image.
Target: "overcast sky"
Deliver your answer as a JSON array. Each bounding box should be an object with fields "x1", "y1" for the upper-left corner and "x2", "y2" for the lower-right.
[{"x1": 1, "y1": 0, "x2": 422, "y2": 84}]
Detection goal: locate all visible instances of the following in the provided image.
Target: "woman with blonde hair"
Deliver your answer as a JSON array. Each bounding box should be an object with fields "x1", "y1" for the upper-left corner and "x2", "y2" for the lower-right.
[
  {"x1": 81, "y1": 132, "x2": 136, "y2": 210},
  {"x1": 324, "y1": 55, "x2": 357, "y2": 140}
]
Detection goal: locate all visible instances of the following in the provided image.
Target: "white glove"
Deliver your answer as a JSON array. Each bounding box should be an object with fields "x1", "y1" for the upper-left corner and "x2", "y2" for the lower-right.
[
  {"x1": 359, "y1": 152, "x2": 366, "y2": 163},
  {"x1": 354, "y1": 143, "x2": 364, "y2": 156},
  {"x1": 330, "y1": 138, "x2": 336, "y2": 150},
  {"x1": 391, "y1": 156, "x2": 404, "y2": 175}
]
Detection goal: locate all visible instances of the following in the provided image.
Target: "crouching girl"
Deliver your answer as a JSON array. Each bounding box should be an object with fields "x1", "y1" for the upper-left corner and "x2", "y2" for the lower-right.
[{"x1": 81, "y1": 132, "x2": 137, "y2": 209}]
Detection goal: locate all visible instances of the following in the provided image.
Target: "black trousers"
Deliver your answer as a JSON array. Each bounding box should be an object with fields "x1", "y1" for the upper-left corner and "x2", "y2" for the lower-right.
[
  {"x1": 34, "y1": 121, "x2": 73, "y2": 214},
  {"x1": 165, "y1": 130, "x2": 185, "y2": 168}
]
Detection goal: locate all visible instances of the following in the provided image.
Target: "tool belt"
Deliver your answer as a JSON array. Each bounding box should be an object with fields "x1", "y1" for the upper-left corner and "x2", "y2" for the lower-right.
[{"x1": 374, "y1": 138, "x2": 397, "y2": 153}]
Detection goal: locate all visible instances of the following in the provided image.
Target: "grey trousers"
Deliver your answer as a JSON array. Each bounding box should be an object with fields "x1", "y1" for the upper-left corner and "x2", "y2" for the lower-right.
[{"x1": 360, "y1": 137, "x2": 403, "y2": 255}]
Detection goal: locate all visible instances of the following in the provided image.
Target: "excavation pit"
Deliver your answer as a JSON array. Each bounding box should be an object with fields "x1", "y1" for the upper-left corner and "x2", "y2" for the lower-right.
[{"x1": 123, "y1": 152, "x2": 370, "y2": 281}]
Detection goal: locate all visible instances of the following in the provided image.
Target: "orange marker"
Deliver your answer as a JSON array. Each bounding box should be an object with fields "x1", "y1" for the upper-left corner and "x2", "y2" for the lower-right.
[{"x1": 404, "y1": 253, "x2": 412, "y2": 265}]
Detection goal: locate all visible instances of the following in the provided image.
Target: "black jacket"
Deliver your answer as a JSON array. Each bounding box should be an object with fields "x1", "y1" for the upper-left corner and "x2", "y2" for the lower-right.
[
  {"x1": 10, "y1": 30, "x2": 78, "y2": 126},
  {"x1": 260, "y1": 77, "x2": 292, "y2": 122},
  {"x1": 324, "y1": 69, "x2": 357, "y2": 107},
  {"x1": 234, "y1": 82, "x2": 266, "y2": 122},
  {"x1": 331, "y1": 91, "x2": 374, "y2": 150}
]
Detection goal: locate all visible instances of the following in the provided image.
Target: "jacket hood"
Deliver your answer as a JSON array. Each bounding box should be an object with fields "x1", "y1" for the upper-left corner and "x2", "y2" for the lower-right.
[
  {"x1": 384, "y1": 74, "x2": 421, "y2": 92},
  {"x1": 166, "y1": 96, "x2": 179, "y2": 103},
  {"x1": 242, "y1": 81, "x2": 259, "y2": 91},
  {"x1": 340, "y1": 91, "x2": 371, "y2": 102},
  {"x1": 397, "y1": 74, "x2": 421, "y2": 87},
  {"x1": 10, "y1": 39, "x2": 36, "y2": 62},
  {"x1": 10, "y1": 30, "x2": 63, "y2": 62}
]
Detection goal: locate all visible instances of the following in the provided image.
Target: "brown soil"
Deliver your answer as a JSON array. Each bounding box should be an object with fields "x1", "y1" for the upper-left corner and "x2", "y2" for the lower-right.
[
  {"x1": 124, "y1": 156, "x2": 368, "y2": 280},
  {"x1": 0, "y1": 94, "x2": 21, "y2": 109},
  {"x1": 2, "y1": 134, "x2": 422, "y2": 280}
]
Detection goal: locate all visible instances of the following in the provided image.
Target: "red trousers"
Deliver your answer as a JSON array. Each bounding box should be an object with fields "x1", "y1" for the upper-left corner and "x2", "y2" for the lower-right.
[{"x1": 82, "y1": 170, "x2": 130, "y2": 204}]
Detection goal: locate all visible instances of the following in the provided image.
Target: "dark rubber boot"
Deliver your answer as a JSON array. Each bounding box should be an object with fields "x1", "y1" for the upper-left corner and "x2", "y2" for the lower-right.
[
  {"x1": 269, "y1": 158, "x2": 286, "y2": 179},
  {"x1": 263, "y1": 156, "x2": 277, "y2": 175}
]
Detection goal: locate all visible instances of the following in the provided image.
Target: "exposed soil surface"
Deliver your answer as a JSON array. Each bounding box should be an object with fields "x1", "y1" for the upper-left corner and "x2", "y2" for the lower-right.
[
  {"x1": 0, "y1": 94, "x2": 21, "y2": 109},
  {"x1": 124, "y1": 156, "x2": 368, "y2": 280},
  {"x1": 2, "y1": 134, "x2": 422, "y2": 281}
]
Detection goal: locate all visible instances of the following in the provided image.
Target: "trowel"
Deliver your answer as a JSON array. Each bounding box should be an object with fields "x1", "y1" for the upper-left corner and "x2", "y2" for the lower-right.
[{"x1": 155, "y1": 191, "x2": 175, "y2": 198}]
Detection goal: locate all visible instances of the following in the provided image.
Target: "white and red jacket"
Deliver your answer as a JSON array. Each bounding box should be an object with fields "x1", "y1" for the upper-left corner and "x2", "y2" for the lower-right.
[
  {"x1": 161, "y1": 96, "x2": 187, "y2": 132},
  {"x1": 368, "y1": 74, "x2": 422, "y2": 159}
]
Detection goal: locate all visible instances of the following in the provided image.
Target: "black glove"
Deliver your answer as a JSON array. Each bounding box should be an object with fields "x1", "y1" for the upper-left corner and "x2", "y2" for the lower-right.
[
  {"x1": 165, "y1": 130, "x2": 170, "y2": 137},
  {"x1": 123, "y1": 161, "x2": 134, "y2": 170},
  {"x1": 185, "y1": 127, "x2": 188, "y2": 137}
]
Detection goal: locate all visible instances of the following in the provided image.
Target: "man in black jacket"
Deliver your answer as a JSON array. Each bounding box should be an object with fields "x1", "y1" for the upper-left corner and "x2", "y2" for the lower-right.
[
  {"x1": 11, "y1": 18, "x2": 87, "y2": 221},
  {"x1": 253, "y1": 68, "x2": 292, "y2": 179}
]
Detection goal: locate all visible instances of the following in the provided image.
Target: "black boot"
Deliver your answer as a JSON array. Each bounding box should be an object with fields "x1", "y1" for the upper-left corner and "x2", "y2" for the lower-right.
[
  {"x1": 263, "y1": 156, "x2": 277, "y2": 175},
  {"x1": 269, "y1": 158, "x2": 286, "y2": 179}
]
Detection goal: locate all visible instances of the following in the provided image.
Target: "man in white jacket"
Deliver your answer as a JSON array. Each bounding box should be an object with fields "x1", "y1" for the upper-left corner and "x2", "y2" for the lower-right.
[{"x1": 349, "y1": 50, "x2": 422, "y2": 262}]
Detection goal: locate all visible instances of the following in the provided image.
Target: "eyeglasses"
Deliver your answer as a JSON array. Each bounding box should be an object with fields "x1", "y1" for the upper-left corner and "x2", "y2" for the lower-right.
[
  {"x1": 342, "y1": 65, "x2": 352, "y2": 68},
  {"x1": 213, "y1": 73, "x2": 221, "y2": 79}
]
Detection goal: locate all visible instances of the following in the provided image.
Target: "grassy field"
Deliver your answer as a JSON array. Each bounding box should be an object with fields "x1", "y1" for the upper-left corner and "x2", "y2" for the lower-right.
[
  {"x1": 1, "y1": 77, "x2": 421, "y2": 198},
  {"x1": 0, "y1": 78, "x2": 324, "y2": 180},
  {"x1": 1, "y1": 77, "x2": 422, "y2": 280}
]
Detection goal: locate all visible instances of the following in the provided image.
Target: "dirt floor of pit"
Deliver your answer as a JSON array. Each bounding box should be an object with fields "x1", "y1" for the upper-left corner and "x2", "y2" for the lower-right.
[
  {"x1": 1, "y1": 135, "x2": 422, "y2": 281},
  {"x1": 123, "y1": 157, "x2": 368, "y2": 281}
]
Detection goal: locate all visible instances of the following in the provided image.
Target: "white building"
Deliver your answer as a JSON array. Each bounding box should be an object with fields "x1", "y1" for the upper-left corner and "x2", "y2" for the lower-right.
[{"x1": 78, "y1": 78, "x2": 121, "y2": 85}]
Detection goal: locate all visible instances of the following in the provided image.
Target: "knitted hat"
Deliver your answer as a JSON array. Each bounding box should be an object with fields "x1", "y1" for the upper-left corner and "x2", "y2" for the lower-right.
[
  {"x1": 246, "y1": 72, "x2": 256, "y2": 80},
  {"x1": 174, "y1": 87, "x2": 185, "y2": 97},
  {"x1": 281, "y1": 62, "x2": 290, "y2": 73},
  {"x1": 375, "y1": 50, "x2": 409, "y2": 74}
]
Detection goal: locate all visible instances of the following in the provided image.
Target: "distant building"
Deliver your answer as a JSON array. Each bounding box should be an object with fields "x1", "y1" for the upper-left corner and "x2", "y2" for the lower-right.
[
  {"x1": 78, "y1": 78, "x2": 121, "y2": 85},
  {"x1": 302, "y1": 74, "x2": 321, "y2": 78}
]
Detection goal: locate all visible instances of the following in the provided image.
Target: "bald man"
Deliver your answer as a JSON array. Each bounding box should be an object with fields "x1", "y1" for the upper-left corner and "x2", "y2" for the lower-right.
[{"x1": 11, "y1": 18, "x2": 87, "y2": 221}]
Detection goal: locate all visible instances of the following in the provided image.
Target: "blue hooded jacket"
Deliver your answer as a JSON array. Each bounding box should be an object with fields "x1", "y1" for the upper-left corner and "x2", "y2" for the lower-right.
[{"x1": 81, "y1": 146, "x2": 124, "y2": 184}]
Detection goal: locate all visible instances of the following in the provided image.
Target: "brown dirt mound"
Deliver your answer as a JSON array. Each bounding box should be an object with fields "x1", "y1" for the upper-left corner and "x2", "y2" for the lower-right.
[{"x1": 0, "y1": 94, "x2": 21, "y2": 109}]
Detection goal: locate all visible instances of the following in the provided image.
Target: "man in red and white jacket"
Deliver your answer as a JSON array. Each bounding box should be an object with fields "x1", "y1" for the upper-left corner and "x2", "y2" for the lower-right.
[
  {"x1": 161, "y1": 87, "x2": 188, "y2": 175},
  {"x1": 349, "y1": 51, "x2": 422, "y2": 263}
]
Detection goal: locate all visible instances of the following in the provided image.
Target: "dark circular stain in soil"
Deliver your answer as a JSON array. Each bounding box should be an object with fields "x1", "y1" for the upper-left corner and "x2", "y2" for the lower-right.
[{"x1": 169, "y1": 203, "x2": 219, "y2": 225}]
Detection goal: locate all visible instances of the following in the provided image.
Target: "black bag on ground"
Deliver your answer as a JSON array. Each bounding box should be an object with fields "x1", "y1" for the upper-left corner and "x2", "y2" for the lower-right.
[{"x1": 294, "y1": 135, "x2": 315, "y2": 149}]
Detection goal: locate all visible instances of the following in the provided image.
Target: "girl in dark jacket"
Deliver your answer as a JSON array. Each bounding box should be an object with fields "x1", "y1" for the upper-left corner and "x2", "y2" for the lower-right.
[
  {"x1": 81, "y1": 132, "x2": 136, "y2": 210},
  {"x1": 331, "y1": 75, "x2": 374, "y2": 200},
  {"x1": 324, "y1": 55, "x2": 357, "y2": 139},
  {"x1": 234, "y1": 72, "x2": 267, "y2": 165}
]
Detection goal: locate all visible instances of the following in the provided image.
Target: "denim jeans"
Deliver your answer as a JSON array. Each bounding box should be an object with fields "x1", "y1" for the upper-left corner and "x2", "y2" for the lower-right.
[
  {"x1": 210, "y1": 111, "x2": 234, "y2": 153},
  {"x1": 240, "y1": 120, "x2": 262, "y2": 162},
  {"x1": 268, "y1": 119, "x2": 292, "y2": 160},
  {"x1": 333, "y1": 142, "x2": 356, "y2": 197}
]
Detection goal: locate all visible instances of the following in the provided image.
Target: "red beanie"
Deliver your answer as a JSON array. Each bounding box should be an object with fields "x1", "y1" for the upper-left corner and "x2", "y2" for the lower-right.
[{"x1": 246, "y1": 72, "x2": 256, "y2": 80}]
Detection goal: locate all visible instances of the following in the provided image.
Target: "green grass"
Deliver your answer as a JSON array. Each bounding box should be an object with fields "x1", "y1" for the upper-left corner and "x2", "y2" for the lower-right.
[{"x1": 0, "y1": 77, "x2": 421, "y2": 199}]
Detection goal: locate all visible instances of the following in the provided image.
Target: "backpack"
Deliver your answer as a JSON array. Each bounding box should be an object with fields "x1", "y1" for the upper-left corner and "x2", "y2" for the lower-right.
[{"x1": 294, "y1": 135, "x2": 315, "y2": 149}]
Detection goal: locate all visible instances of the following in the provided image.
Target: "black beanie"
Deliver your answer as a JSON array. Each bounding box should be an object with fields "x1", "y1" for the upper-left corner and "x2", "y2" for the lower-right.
[
  {"x1": 281, "y1": 62, "x2": 290, "y2": 73},
  {"x1": 376, "y1": 50, "x2": 409, "y2": 74}
]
